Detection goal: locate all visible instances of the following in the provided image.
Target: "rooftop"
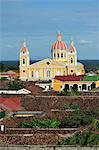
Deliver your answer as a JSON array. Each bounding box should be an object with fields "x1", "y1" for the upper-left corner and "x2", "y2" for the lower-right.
[
  {"x1": 54, "y1": 75, "x2": 84, "y2": 82},
  {"x1": 83, "y1": 76, "x2": 99, "y2": 81},
  {"x1": 0, "y1": 97, "x2": 21, "y2": 111}
]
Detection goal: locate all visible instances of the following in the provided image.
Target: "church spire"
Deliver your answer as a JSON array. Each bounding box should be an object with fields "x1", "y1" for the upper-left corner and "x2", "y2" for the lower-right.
[{"x1": 71, "y1": 40, "x2": 74, "y2": 47}]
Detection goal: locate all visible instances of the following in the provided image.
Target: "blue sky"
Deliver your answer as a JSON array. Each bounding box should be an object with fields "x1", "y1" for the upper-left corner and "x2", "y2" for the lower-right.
[{"x1": 0, "y1": 0, "x2": 99, "y2": 60}]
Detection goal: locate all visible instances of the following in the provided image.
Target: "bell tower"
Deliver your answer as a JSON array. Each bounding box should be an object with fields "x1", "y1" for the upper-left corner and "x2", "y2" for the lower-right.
[
  {"x1": 67, "y1": 41, "x2": 77, "y2": 75},
  {"x1": 19, "y1": 42, "x2": 30, "y2": 81}
]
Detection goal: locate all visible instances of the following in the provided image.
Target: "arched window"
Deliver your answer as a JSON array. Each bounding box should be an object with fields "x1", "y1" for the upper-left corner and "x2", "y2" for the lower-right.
[
  {"x1": 57, "y1": 53, "x2": 59, "y2": 58},
  {"x1": 23, "y1": 70, "x2": 26, "y2": 77},
  {"x1": 54, "y1": 53, "x2": 56, "y2": 58},
  {"x1": 71, "y1": 58, "x2": 73, "y2": 64},
  {"x1": 61, "y1": 53, "x2": 63, "y2": 58},
  {"x1": 71, "y1": 70, "x2": 74, "y2": 75},
  {"x1": 31, "y1": 71, "x2": 34, "y2": 77},
  {"x1": 47, "y1": 70, "x2": 50, "y2": 77},
  {"x1": 23, "y1": 58, "x2": 25, "y2": 64}
]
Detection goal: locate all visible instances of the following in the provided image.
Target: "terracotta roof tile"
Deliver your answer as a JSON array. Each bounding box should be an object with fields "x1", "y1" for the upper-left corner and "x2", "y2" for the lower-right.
[
  {"x1": 0, "y1": 97, "x2": 20, "y2": 111},
  {"x1": 54, "y1": 75, "x2": 84, "y2": 82}
]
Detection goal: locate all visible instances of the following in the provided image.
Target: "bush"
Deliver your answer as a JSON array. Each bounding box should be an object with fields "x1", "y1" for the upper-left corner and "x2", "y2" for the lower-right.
[
  {"x1": 59, "y1": 131, "x2": 99, "y2": 145},
  {"x1": 60, "y1": 111, "x2": 94, "y2": 128},
  {"x1": 93, "y1": 119, "x2": 99, "y2": 131},
  {"x1": 63, "y1": 102, "x2": 79, "y2": 110},
  {"x1": 18, "y1": 119, "x2": 61, "y2": 128},
  {"x1": 0, "y1": 112, "x2": 5, "y2": 119},
  {"x1": 0, "y1": 77, "x2": 8, "y2": 81},
  {"x1": 8, "y1": 80, "x2": 23, "y2": 90}
]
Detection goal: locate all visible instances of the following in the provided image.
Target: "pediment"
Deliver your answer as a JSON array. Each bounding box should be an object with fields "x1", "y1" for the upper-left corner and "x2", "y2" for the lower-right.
[{"x1": 29, "y1": 58, "x2": 66, "y2": 68}]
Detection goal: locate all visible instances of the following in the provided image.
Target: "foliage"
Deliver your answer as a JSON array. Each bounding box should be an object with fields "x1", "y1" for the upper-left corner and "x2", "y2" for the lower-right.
[
  {"x1": 93, "y1": 119, "x2": 99, "y2": 132},
  {"x1": 0, "y1": 63, "x2": 18, "y2": 72},
  {"x1": 0, "y1": 63, "x2": 6, "y2": 72},
  {"x1": 60, "y1": 110, "x2": 95, "y2": 128},
  {"x1": 63, "y1": 102, "x2": 79, "y2": 110},
  {"x1": 18, "y1": 119, "x2": 61, "y2": 128},
  {"x1": 8, "y1": 80, "x2": 23, "y2": 90},
  {"x1": 0, "y1": 112, "x2": 5, "y2": 119},
  {"x1": 59, "y1": 89, "x2": 70, "y2": 96},
  {"x1": 0, "y1": 77, "x2": 8, "y2": 81},
  {"x1": 59, "y1": 131, "x2": 99, "y2": 145},
  {"x1": 58, "y1": 85, "x2": 81, "y2": 96}
]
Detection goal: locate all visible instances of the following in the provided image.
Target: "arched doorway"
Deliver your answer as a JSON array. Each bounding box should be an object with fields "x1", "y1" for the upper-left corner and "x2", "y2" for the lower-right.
[
  {"x1": 47, "y1": 70, "x2": 51, "y2": 77},
  {"x1": 72, "y1": 84, "x2": 78, "y2": 92},
  {"x1": 82, "y1": 84, "x2": 87, "y2": 91},
  {"x1": 64, "y1": 84, "x2": 69, "y2": 91},
  {"x1": 91, "y1": 82, "x2": 96, "y2": 90}
]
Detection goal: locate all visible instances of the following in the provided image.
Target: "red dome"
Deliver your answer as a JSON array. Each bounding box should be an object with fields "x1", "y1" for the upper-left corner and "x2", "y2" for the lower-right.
[
  {"x1": 68, "y1": 41, "x2": 76, "y2": 53},
  {"x1": 52, "y1": 41, "x2": 67, "y2": 50},
  {"x1": 21, "y1": 47, "x2": 27, "y2": 53},
  {"x1": 69, "y1": 46, "x2": 75, "y2": 52},
  {"x1": 52, "y1": 33, "x2": 67, "y2": 50}
]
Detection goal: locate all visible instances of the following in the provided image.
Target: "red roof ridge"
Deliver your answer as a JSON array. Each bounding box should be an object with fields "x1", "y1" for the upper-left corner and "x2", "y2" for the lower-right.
[{"x1": 54, "y1": 75, "x2": 84, "y2": 82}]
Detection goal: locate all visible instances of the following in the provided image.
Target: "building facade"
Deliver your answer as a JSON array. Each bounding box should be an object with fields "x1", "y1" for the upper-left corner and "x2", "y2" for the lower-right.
[
  {"x1": 52, "y1": 76, "x2": 99, "y2": 92},
  {"x1": 19, "y1": 33, "x2": 85, "y2": 81}
]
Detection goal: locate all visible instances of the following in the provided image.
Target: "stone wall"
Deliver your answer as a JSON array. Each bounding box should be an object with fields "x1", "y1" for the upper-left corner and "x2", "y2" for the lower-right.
[{"x1": 0, "y1": 146, "x2": 98, "y2": 150}]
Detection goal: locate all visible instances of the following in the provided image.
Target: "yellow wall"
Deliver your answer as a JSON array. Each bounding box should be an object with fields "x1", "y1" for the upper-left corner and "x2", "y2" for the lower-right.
[{"x1": 52, "y1": 79, "x2": 99, "y2": 92}]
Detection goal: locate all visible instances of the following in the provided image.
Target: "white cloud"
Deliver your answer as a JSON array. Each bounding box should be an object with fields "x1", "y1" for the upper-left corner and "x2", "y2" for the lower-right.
[{"x1": 79, "y1": 40, "x2": 93, "y2": 44}]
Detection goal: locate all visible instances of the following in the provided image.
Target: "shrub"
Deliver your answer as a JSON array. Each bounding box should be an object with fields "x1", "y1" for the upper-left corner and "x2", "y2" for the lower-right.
[
  {"x1": 93, "y1": 119, "x2": 99, "y2": 131},
  {"x1": 63, "y1": 102, "x2": 79, "y2": 110},
  {"x1": 18, "y1": 119, "x2": 61, "y2": 128},
  {"x1": 59, "y1": 131, "x2": 99, "y2": 145},
  {"x1": 60, "y1": 110, "x2": 94, "y2": 128},
  {"x1": 8, "y1": 80, "x2": 23, "y2": 90},
  {"x1": 0, "y1": 112, "x2": 5, "y2": 119}
]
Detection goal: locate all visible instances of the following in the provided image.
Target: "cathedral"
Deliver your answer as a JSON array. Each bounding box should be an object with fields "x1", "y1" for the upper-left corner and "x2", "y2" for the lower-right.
[{"x1": 19, "y1": 33, "x2": 85, "y2": 81}]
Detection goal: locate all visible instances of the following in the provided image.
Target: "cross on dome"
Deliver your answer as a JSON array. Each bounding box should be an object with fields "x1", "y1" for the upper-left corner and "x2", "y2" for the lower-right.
[
  {"x1": 23, "y1": 41, "x2": 26, "y2": 47},
  {"x1": 57, "y1": 32, "x2": 62, "y2": 41}
]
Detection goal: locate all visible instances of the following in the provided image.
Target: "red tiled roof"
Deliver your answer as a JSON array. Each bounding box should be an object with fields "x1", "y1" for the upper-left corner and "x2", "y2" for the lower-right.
[
  {"x1": 52, "y1": 41, "x2": 67, "y2": 50},
  {"x1": 0, "y1": 97, "x2": 20, "y2": 111},
  {"x1": 69, "y1": 45, "x2": 75, "y2": 52},
  {"x1": 21, "y1": 47, "x2": 27, "y2": 53},
  {"x1": 54, "y1": 75, "x2": 84, "y2": 82}
]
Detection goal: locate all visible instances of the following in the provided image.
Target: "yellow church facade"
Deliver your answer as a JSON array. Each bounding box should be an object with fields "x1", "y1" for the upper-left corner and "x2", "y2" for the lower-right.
[{"x1": 19, "y1": 33, "x2": 85, "y2": 81}]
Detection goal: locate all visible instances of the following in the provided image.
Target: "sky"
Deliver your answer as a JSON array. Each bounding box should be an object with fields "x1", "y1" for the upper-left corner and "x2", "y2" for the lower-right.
[{"x1": 0, "y1": 0, "x2": 99, "y2": 60}]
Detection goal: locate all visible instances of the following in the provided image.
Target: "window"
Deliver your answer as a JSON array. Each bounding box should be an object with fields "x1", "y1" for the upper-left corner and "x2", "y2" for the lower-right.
[
  {"x1": 71, "y1": 70, "x2": 74, "y2": 75},
  {"x1": 32, "y1": 71, "x2": 34, "y2": 77},
  {"x1": 54, "y1": 53, "x2": 56, "y2": 58},
  {"x1": 61, "y1": 53, "x2": 63, "y2": 58},
  {"x1": 57, "y1": 53, "x2": 59, "y2": 58},
  {"x1": 23, "y1": 70, "x2": 26, "y2": 77},
  {"x1": 23, "y1": 58, "x2": 25, "y2": 64},
  {"x1": 47, "y1": 70, "x2": 50, "y2": 77},
  {"x1": 71, "y1": 58, "x2": 73, "y2": 64},
  {"x1": 47, "y1": 62, "x2": 50, "y2": 65}
]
